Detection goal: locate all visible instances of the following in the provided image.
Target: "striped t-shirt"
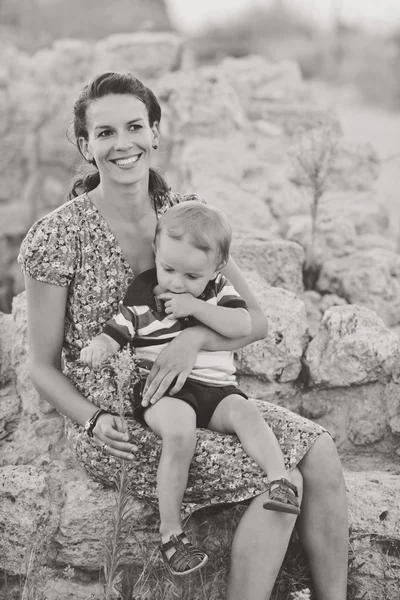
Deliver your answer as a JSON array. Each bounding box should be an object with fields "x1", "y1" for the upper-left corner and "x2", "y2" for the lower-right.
[{"x1": 103, "y1": 268, "x2": 248, "y2": 386}]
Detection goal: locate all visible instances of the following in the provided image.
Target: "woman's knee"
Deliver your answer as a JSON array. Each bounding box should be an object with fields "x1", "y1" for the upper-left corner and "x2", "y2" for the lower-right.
[{"x1": 298, "y1": 432, "x2": 344, "y2": 490}]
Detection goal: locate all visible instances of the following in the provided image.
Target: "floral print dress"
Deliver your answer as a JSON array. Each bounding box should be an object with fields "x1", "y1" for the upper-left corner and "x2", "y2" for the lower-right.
[{"x1": 18, "y1": 191, "x2": 325, "y2": 517}]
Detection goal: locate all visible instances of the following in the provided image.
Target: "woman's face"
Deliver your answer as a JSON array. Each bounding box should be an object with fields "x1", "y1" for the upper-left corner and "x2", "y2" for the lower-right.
[{"x1": 80, "y1": 94, "x2": 159, "y2": 188}]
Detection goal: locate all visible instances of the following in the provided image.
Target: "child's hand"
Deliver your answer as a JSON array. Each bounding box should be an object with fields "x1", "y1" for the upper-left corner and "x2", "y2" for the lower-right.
[
  {"x1": 80, "y1": 334, "x2": 120, "y2": 368},
  {"x1": 157, "y1": 292, "x2": 197, "y2": 319}
]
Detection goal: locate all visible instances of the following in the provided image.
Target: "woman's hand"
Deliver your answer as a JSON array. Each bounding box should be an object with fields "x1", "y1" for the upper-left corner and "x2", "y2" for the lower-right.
[
  {"x1": 141, "y1": 327, "x2": 204, "y2": 407},
  {"x1": 92, "y1": 413, "x2": 138, "y2": 460}
]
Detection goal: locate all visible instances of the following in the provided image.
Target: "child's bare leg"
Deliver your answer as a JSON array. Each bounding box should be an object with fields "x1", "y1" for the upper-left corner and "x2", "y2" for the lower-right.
[
  {"x1": 208, "y1": 395, "x2": 299, "y2": 513},
  {"x1": 208, "y1": 395, "x2": 286, "y2": 479},
  {"x1": 144, "y1": 397, "x2": 197, "y2": 545}
]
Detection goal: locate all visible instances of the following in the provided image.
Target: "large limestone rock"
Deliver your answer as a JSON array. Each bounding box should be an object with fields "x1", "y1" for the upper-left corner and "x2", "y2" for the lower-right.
[
  {"x1": 237, "y1": 271, "x2": 308, "y2": 383},
  {"x1": 285, "y1": 189, "x2": 390, "y2": 270},
  {"x1": 304, "y1": 305, "x2": 400, "y2": 388},
  {"x1": 231, "y1": 238, "x2": 304, "y2": 294},
  {"x1": 345, "y1": 466, "x2": 400, "y2": 599},
  {"x1": 317, "y1": 249, "x2": 400, "y2": 327},
  {"x1": 300, "y1": 290, "x2": 347, "y2": 339},
  {"x1": 94, "y1": 32, "x2": 183, "y2": 79}
]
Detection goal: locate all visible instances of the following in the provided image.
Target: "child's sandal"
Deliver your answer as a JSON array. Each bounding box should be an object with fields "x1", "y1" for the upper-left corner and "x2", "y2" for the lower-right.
[
  {"x1": 160, "y1": 532, "x2": 208, "y2": 576},
  {"x1": 263, "y1": 478, "x2": 301, "y2": 515}
]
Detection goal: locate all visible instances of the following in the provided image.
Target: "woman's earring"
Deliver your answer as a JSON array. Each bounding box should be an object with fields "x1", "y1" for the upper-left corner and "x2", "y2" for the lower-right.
[{"x1": 152, "y1": 144, "x2": 158, "y2": 150}]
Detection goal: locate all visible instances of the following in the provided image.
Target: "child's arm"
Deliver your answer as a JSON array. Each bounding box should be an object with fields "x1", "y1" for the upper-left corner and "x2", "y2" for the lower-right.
[
  {"x1": 157, "y1": 292, "x2": 252, "y2": 338},
  {"x1": 80, "y1": 303, "x2": 138, "y2": 368},
  {"x1": 191, "y1": 301, "x2": 252, "y2": 338},
  {"x1": 80, "y1": 333, "x2": 121, "y2": 368}
]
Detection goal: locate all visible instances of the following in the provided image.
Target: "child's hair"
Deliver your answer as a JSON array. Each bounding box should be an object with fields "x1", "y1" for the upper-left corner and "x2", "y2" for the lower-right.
[{"x1": 154, "y1": 202, "x2": 232, "y2": 268}]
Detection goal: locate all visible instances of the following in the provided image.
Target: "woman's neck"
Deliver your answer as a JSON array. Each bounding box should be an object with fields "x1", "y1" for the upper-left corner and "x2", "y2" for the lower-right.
[{"x1": 90, "y1": 179, "x2": 154, "y2": 224}]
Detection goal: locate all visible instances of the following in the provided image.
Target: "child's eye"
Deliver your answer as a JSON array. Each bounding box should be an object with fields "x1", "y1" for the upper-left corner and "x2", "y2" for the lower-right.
[
  {"x1": 187, "y1": 275, "x2": 199, "y2": 280},
  {"x1": 164, "y1": 267, "x2": 173, "y2": 273},
  {"x1": 97, "y1": 130, "x2": 112, "y2": 138}
]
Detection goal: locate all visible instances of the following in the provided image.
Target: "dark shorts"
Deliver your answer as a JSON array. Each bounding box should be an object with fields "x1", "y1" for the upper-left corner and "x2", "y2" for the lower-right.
[{"x1": 131, "y1": 378, "x2": 248, "y2": 429}]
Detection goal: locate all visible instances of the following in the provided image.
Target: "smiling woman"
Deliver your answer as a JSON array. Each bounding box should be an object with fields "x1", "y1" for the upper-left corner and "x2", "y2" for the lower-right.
[
  {"x1": 80, "y1": 96, "x2": 156, "y2": 185},
  {"x1": 18, "y1": 71, "x2": 348, "y2": 599}
]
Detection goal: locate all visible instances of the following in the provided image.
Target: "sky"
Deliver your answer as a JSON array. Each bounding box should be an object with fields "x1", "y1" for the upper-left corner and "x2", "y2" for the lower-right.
[{"x1": 166, "y1": 0, "x2": 400, "y2": 34}]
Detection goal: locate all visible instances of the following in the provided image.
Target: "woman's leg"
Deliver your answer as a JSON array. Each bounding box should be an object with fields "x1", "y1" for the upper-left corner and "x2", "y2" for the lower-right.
[
  {"x1": 297, "y1": 432, "x2": 348, "y2": 600},
  {"x1": 144, "y1": 397, "x2": 197, "y2": 544},
  {"x1": 227, "y1": 468, "x2": 303, "y2": 600}
]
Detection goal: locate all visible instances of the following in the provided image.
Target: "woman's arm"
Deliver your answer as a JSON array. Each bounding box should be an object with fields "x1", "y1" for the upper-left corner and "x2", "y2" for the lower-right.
[
  {"x1": 24, "y1": 276, "x2": 137, "y2": 458},
  {"x1": 204, "y1": 256, "x2": 268, "y2": 348},
  {"x1": 142, "y1": 257, "x2": 268, "y2": 404}
]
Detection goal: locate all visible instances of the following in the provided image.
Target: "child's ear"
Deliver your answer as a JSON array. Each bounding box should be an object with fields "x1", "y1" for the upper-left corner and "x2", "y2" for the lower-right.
[{"x1": 213, "y1": 261, "x2": 226, "y2": 278}]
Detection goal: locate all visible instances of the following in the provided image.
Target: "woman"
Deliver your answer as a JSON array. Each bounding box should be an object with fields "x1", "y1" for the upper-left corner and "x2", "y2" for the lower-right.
[{"x1": 19, "y1": 72, "x2": 348, "y2": 599}]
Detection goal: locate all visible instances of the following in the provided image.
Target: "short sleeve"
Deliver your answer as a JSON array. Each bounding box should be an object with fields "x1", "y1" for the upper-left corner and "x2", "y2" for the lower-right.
[
  {"x1": 215, "y1": 274, "x2": 248, "y2": 310},
  {"x1": 180, "y1": 193, "x2": 207, "y2": 205},
  {"x1": 103, "y1": 304, "x2": 138, "y2": 348},
  {"x1": 158, "y1": 191, "x2": 207, "y2": 215},
  {"x1": 18, "y1": 209, "x2": 79, "y2": 287}
]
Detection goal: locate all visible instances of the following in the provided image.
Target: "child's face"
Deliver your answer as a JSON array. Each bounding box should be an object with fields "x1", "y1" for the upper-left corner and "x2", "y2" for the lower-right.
[{"x1": 155, "y1": 233, "x2": 219, "y2": 297}]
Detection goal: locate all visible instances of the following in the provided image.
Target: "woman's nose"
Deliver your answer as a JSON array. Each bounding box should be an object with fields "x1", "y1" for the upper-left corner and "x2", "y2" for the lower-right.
[{"x1": 114, "y1": 133, "x2": 133, "y2": 151}]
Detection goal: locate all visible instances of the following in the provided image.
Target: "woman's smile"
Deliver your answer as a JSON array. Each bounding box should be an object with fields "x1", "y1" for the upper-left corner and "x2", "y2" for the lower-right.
[{"x1": 110, "y1": 153, "x2": 142, "y2": 168}]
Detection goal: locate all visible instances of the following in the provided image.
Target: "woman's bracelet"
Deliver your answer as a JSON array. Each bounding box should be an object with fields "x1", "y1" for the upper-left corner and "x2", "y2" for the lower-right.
[{"x1": 84, "y1": 408, "x2": 113, "y2": 438}]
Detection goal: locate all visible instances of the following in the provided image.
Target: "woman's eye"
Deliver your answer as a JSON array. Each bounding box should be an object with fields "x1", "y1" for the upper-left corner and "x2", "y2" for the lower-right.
[{"x1": 129, "y1": 124, "x2": 141, "y2": 131}]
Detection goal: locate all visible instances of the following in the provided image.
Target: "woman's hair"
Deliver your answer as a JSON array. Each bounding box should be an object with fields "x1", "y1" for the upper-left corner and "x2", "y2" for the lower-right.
[
  {"x1": 68, "y1": 71, "x2": 169, "y2": 205},
  {"x1": 154, "y1": 202, "x2": 232, "y2": 269}
]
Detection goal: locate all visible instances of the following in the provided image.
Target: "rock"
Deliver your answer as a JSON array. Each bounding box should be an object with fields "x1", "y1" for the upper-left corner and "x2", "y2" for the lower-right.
[
  {"x1": 0, "y1": 384, "x2": 21, "y2": 442},
  {"x1": 176, "y1": 134, "x2": 254, "y2": 184},
  {"x1": 354, "y1": 233, "x2": 397, "y2": 252},
  {"x1": 231, "y1": 238, "x2": 304, "y2": 294},
  {"x1": 55, "y1": 480, "x2": 156, "y2": 569},
  {"x1": 286, "y1": 212, "x2": 357, "y2": 265},
  {"x1": 345, "y1": 469, "x2": 400, "y2": 598},
  {"x1": 93, "y1": 32, "x2": 183, "y2": 78},
  {"x1": 0, "y1": 312, "x2": 17, "y2": 385},
  {"x1": 217, "y1": 55, "x2": 304, "y2": 121},
  {"x1": 285, "y1": 191, "x2": 389, "y2": 269},
  {"x1": 300, "y1": 291, "x2": 347, "y2": 339},
  {"x1": 327, "y1": 141, "x2": 380, "y2": 191},
  {"x1": 318, "y1": 190, "x2": 389, "y2": 236},
  {"x1": 304, "y1": 305, "x2": 400, "y2": 388},
  {"x1": 43, "y1": 579, "x2": 104, "y2": 600},
  {"x1": 0, "y1": 466, "x2": 52, "y2": 575},
  {"x1": 159, "y1": 68, "x2": 248, "y2": 138},
  {"x1": 181, "y1": 177, "x2": 280, "y2": 237},
  {"x1": 30, "y1": 39, "x2": 94, "y2": 86},
  {"x1": 11, "y1": 293, "x2": 51, "y2": 416},
  {"x1": 317, "y1": 249, "x2": 400, "y2": 327},
  {"x1": 347, "y1": 389, "x2": 389, "y2": 445},
  {"x1": 267, "y1": 178, "x2": 312, "y2": 223},
  {"x1": 237, "y1": 272, "x2": 308, "y2": 382}
]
